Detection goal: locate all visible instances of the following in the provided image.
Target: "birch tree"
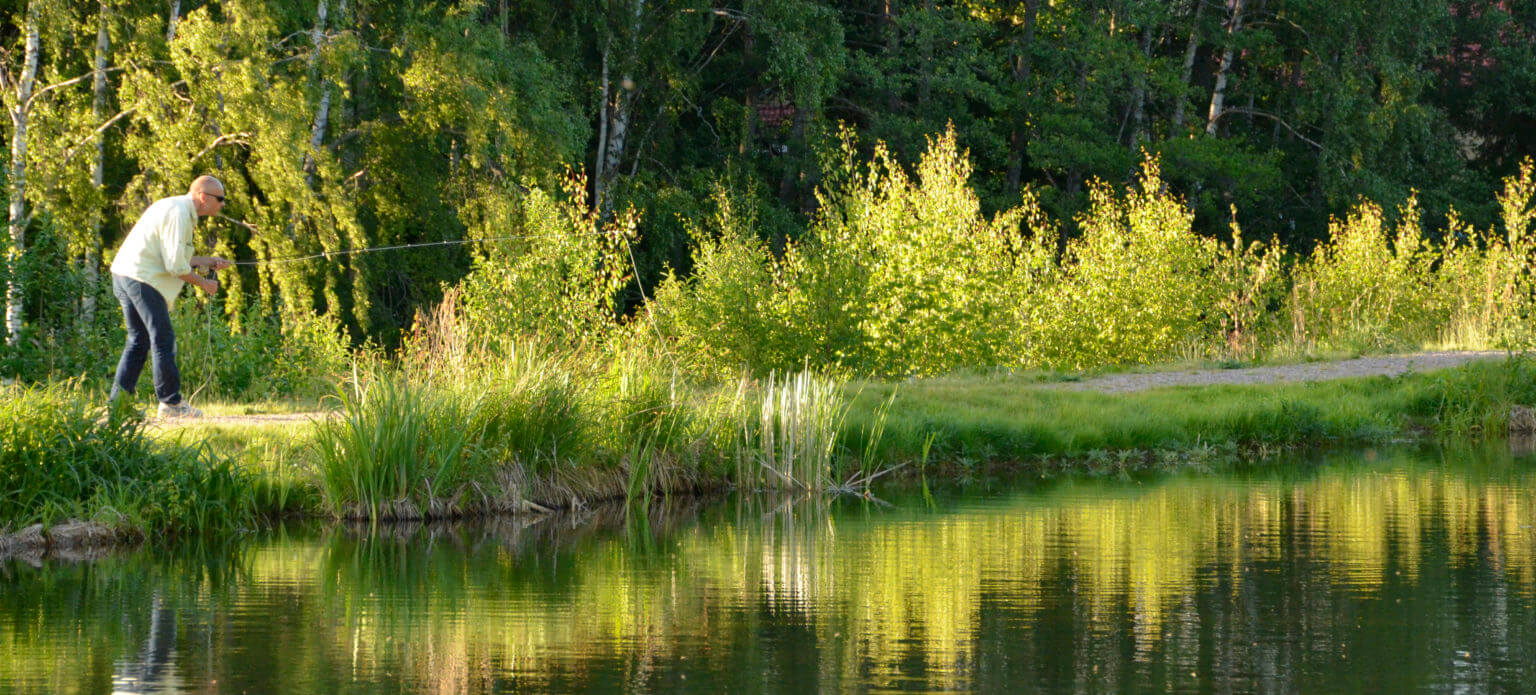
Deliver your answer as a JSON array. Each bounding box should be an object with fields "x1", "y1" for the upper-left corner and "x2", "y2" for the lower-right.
[
  {"x1": 0, "y1": 0, "x2": 103, "y2": 345},
  {"x1": 594, "y1": 0, "x2": 646, "y2": 216},
  {"x1": 1205, "y1": 0, "x2": 1245, "y2": 136},
  {"x1": 1, "y1": 2, "x2": 43, "y2": 344},
  {"x1": 81, "y1": 1, "x2": 112, "y2": 333}
]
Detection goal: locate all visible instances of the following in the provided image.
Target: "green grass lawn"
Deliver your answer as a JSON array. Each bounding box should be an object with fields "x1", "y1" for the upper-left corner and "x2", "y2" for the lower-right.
[{"x1": 844, "y1": 356, "x2": 1536, "y2": 467}]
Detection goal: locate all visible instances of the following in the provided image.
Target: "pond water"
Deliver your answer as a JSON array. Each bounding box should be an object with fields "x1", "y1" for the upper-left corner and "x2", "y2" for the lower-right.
[{"x1": 3, "y1": 445, "x2": 1536, "y2": 694}]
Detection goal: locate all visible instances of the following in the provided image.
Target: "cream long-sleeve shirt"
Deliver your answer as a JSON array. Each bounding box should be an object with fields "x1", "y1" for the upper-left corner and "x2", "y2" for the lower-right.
[{"x1": 110, "y1": 194, "x2": 199, "y2": 306}]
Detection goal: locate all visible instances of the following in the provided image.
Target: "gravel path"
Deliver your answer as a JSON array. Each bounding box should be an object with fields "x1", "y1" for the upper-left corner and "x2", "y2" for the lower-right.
[
  {"x1": 153, "y1": 351, "x2": 1514, "y2": 426},
  {"x1": 1046, "y1": 351, "x2": 1510, "y2": 394}
]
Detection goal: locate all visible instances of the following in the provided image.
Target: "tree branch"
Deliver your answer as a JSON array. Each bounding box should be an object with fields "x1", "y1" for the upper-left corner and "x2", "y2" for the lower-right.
[
  {"x1": 191, "y1": 132, "x2": 253, "y2": 161},
  {"x1": 26, "y1": 66, "x2": 126, "y2": 106},
  {"x1": 1213, "y1": 107, "x2": 1324, "y2": 151},
  {"x1": 57, "y1": 108, "x2": 136, "y2": 164}
]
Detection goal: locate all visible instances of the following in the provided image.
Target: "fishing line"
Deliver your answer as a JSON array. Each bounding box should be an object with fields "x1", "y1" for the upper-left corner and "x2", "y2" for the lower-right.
[
  {"x1": 222, "y1": 233, "x2": 566, "y2": 267},
  {"x1": 204, "y1": 222, "x2": 682, "y2": 367}
]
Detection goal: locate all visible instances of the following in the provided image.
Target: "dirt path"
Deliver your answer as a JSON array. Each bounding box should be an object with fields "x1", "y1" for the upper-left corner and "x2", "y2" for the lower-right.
[
  {"x1": 1046, "y1": 350, "x2": 1510, "y2": 394},
  {"x1": 154, "y1": 411, "x2": 335, "y2": 428},
  {"x1": 155, "y1": 352, "x2": 1514, "y2": 426}
]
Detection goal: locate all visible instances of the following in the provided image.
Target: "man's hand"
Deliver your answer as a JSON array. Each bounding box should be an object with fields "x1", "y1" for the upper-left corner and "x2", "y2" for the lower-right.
[
  {"x1": 191, "y1": 255, "x2": 234, "y2": 271},
  {"x1": 197, "y1": 276, "x2": 219, "y2": 295}
]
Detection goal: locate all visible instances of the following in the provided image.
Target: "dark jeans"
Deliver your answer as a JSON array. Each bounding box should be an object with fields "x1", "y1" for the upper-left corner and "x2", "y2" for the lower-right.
[{"x1": 110, "y1": 274, "x2": 182, "y2": 405}]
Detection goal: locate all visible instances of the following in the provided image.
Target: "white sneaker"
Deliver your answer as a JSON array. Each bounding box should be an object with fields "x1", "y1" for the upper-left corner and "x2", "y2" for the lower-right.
[{"x1": 157, "y1": 402, "x2": 203, "y2": 419}]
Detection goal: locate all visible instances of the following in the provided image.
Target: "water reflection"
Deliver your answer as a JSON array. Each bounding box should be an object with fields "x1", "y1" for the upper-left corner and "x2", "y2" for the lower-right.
[
  {"x1": 2, "y1": 446, "x2": 1535, "y2": 693},
  {"x1": 111, "y1": 594, "x2": 177, "y2": 695}
]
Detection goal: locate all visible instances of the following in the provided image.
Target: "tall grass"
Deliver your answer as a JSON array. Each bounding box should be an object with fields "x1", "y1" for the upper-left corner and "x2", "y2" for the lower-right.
[
  {"x1": 736, "y1": 370, "x2": 850, "y2": 491},
  {"x1": 0, "y1": 381, "x2": 258, "y2": 535},
  {"x1": 312, "y1": 370, "x2": 492, "y2": 520}
]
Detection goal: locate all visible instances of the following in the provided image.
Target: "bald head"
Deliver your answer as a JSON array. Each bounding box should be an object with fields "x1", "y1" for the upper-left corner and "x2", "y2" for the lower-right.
[
  {"x1": 189, "y1": 175, "x2": 224, "y2": 196},
  {"x1": 189, "y1": 175, "x2": 226, "y2": 216}
]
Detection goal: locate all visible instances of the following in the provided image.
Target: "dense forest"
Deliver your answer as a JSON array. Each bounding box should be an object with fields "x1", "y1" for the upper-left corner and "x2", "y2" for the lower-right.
[{"x1": 2, "y1": 0, "x2": 1533, "y2": 378}]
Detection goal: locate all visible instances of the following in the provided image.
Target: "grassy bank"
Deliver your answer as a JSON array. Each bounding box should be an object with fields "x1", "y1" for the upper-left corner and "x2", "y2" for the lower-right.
[
  {"x1": 848, "y1": 356, "x2": 1536, "y2": 471},
  {"x1": 5, "y1": 356, "x2": 1534, "y2": 548},
  {"x1": 1, "y1": 382, "x2": 261, "y2": 543}
]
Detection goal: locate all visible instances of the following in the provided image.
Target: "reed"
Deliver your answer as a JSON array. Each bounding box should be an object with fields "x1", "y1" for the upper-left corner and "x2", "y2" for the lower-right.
[
  {"x1": 737, "y1": 370, "x2": 849, "y2": 491},
  {"x1": 465, "y1": 342, "x2": 595, "y2": 474},
  {"x1": 312, "y1": 369, "x2": 492, "y2": 520}
]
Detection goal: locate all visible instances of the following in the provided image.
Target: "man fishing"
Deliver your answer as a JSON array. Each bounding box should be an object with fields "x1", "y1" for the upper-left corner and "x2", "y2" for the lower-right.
[{"x1": 107, "y1": 175, "x2": 233, "y2": 418}]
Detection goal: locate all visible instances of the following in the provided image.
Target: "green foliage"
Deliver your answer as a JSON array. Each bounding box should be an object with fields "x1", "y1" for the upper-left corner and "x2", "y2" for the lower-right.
[
  {"x1": 786, "y1": 127, "x2": 1031, "y2": 374},
  {"x1": 655, "y1": 127, "x2": 1046, "y2": 376},
  {"x1": 0, "y1": 381, "x2": 256, "y2": 534},
  {"x1": 173, "y1": 298, "x2": 352, "y2": 403},
  {"x1": 4, "y1": 0, "x2": 1536, "y2": 362},
  {"x1": 1028, "y1": 158, "x2": 1221, "y2": 368},
  {"x1": 1209, "y1": 214, "x2": 1285, "y2": 361},
  {"x1": 456, "y1": 175, "x2": 637, "y2": 352},
  {"x1": 1289, "y1": 196, "x2": 1442, "y2": 351},
  {"x1": 651, "y1": 140, "x2": 1535, "y2": 377},
  {"x1": 649, "y1": 188, "x2": 792, "y2": 375}
]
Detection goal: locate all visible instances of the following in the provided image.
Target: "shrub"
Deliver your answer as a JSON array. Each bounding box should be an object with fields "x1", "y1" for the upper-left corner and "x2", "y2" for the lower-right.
[
  {"x1": 653, "y1": 126, "x2": 1048, "y2": 377},
  {"x1": 648, "y1": 189, "x2": 785, "y2": 376},
  {"x1": 456, "y1": 173, "x2": 637, "y2": 354},
  {"x1": 1210, "y1": 213, "x2": 1286, "y2": 360},
  {"x1": 1027, "y1": 158, "x2": 1223, "y2": 368},
  {"x1": 1288, "y1": 196, "x2": 1442, "y2": 351}
]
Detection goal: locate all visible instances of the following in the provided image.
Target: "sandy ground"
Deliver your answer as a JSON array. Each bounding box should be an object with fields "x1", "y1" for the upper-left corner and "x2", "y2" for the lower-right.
[{"x1": 1045, "y1": 350, "x2": 1511, "y2": 394}]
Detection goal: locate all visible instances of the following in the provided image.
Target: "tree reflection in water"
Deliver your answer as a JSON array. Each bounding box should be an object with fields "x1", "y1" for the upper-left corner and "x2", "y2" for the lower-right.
[{"x1": 2, "y1": 446, "x2": 1534, "y2": 693}]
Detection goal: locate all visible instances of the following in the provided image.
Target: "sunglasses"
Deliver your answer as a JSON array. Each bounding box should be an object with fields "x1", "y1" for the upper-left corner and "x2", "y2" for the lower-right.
[{"x1": 206, "y1": 192, "x2": 226, "y2": 203}]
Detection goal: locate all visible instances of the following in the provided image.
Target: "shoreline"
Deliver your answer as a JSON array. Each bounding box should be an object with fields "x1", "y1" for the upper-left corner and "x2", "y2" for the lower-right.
[{"x1": 6, "y1": 354, "x2": 1535, "y2": 561}]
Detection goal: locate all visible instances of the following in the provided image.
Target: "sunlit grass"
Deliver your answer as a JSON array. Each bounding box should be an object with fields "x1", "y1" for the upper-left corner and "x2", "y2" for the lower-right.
[{"x1": 847, "y1": 357, "x2": 1536, "y2": 467}]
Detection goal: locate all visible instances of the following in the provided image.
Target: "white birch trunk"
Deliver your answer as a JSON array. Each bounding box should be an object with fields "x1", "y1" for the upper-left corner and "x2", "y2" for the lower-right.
[
  {"x1": 5, "y1": 5, "x2": 41, "y2": 345},
  {"x1": 597, "y1": 0, "x2": 643, "y2": 216},
  {"x1": 1205, "y1": 0, "x2": 1246, "y2": 136},
  {"x1": 1128, "y1": 27, "x2": 1153, "y2": 147},
  {"x1": 83, "y1": 4, "x2": 111, "y2": 334},
  {"x1": 303, "y1": 0, "x2": 330, "y2": 178},
  {"x1": 1171, "y1": 0, "x2": 1203, "y2": 131},
  {"x1": 167, "y1": 0, "x2": 180, "y2": 41},
  {"x1": 594, "y1": 45, "x2": 610, "y2": 211}
]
